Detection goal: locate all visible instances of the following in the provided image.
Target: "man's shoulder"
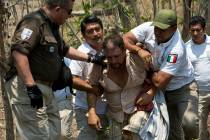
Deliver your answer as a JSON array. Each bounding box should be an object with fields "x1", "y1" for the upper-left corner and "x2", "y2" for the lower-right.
[
  {"x1": 132, "y1": 21, "x2": 153, "y2": 31},
  {"x1": 77, "y1": 42, "x2": 93, "y2": 53},
  {"x1": 205, "y1": 35, "x2": 210, "y2": 44},
  {"x1": 127, "y1": 51, "x2": 144, "y2": 68},
  {"x1": 21, "y1": 10, "x2": 44, "y2": 25}
]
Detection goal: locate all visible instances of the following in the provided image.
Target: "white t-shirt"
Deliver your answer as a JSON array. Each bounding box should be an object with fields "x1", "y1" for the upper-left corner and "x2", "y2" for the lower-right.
[
  {"x1": 70, "y1": 42, "x2": 107, "y2": 114},
  {"x1": 186, "y1": 35, "x2": 210, "y2": 91},
  {"x1": 131, "y1": 22, "x2": 194, "y2": 91}
]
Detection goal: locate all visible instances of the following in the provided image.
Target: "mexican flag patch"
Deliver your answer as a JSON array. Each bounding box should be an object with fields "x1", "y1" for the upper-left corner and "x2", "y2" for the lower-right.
[{"x1": 167, "y1": 54, "x2": 178, "y2": 63}]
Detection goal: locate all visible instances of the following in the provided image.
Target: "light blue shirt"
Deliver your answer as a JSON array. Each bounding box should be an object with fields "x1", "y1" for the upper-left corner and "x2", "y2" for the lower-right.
[{"x1": 131, "y1": 22, "x2": 194, "y2": 91}]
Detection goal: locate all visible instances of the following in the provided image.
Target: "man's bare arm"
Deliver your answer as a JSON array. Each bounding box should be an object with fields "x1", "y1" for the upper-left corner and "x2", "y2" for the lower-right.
[
  {"x1": 12, "y1": 51, "x2": 35, "y2": 86},
  {"x1": 123, "y1": 32, "x2": 141, "y2": 53},
  {"x1": 87, "y1": 86, "x2": 102, "y2": 130},
  {"x1": 136, "y1": 85, "x2": 156, "y2": 105},
  {"x1": 66, "y1": 47, "x2": 89, "y2": 62},
  {"x1": 152, "y1": 71, "x2": 173, "y2": 89},
  {"x1": 72, "y1": 76, "x2": 101, "y2": 95},
  {"x1": 123, "y1": 32, "x2": 152, "y2": 67}
]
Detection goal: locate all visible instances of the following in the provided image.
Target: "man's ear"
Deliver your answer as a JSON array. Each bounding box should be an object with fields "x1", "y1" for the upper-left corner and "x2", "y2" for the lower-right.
[
  {"x1": 203, "y1": 27, "x2": 206, "y2": 32},
  {"x1": 82, "y1": 32, "x2": 87, "y2": 40},
  {"x1": 172, "y1": 25, "x2": 177, "y2": 31},
  {"x1": 54, "y1": 6, "x2": 61, "y2": 12}
]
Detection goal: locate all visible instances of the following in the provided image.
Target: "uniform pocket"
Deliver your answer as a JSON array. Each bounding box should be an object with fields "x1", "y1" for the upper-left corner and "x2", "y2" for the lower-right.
[{"x1": 40, "y1": 35, "x2": 59, "y2": 55}]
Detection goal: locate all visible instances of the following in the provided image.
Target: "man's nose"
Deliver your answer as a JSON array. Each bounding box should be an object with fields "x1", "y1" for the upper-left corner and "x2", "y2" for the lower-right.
[
  {"x1": 192, "y1": 31, "x2": 198, "y2": 36},
  {"x1": 93, "y1": 30, "x2": 99, "y2": 36}
]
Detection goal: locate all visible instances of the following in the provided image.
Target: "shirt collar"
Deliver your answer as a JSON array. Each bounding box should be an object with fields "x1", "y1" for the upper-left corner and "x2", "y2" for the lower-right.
[
  {"x1": 205, "y1": 34, "x2": 210, "y2": 43},
  {"x1": 157, "y1": 29, "x2": 179, "y2": 48},
  {"x1": 83, "y1": 42, "x2": 97, "y2": 54}
]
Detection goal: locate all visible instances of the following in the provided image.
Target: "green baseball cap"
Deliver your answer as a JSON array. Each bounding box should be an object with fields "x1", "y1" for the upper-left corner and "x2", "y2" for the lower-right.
[{"x1": 152, "y1": 9, "x2": 177, "y2": 30}]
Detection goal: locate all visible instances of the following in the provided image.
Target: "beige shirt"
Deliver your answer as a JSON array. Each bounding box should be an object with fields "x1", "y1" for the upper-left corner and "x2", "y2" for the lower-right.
[{"x1": 89, "y1": 51, "x2": 146, "y2": 123}]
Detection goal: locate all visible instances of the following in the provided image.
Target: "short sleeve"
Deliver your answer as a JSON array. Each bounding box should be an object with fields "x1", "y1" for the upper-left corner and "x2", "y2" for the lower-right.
[
  {"x1": 130, "y1": 22, "x2": 153, "y2": 43},
  {"x1": 69, "y1": 59, "x2": 85, "y2": 77},
  {"x1": 160, "y1": 45, "x2": 184, "y2": 75},
  {"x1": 11, "y1": 18, "x2": 41, "y2": 55}
]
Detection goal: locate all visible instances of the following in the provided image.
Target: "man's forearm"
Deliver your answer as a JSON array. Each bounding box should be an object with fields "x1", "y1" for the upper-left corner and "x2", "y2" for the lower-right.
[
  {"x1": 72, "y1": 76, "x2": 101, "y2": 95},
  {"x1": 12, "y1": 51, "x2": 35, "y2": 86},
  {"x1": 87, "y1": 91, "x2": 97, "y2": 113},
  {"x1": 152, "y1": 71, "x2": 172, "y2": 89},
  {"x1": 66, "y1": 47, "x2": 89, "y2": 62},
  {"x1": 123, "y1": 34, "x2": 139, "y2": 53}
]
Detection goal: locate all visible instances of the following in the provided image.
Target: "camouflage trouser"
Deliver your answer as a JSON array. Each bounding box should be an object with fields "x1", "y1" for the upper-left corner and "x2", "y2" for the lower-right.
[{"x1": 5, "y1": 76, "x2": 61, "y2": 140}]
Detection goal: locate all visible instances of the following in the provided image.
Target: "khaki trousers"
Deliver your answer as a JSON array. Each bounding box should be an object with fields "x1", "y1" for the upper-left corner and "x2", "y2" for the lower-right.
[
  {"x1": 5, "y1": 76, "x2": 61, "y2": 140},
  {"x1": 198, "y1": 91, "x2": 210, "y2": 140}
]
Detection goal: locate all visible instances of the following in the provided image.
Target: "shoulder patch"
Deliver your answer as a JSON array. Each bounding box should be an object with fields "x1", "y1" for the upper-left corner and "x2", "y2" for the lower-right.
[
  {"x1": 21, "y1": 28, "x2": 33, "y2": 40},
  {"x1": 167, "y1": 54, "x2": 178, "y2": 63}
]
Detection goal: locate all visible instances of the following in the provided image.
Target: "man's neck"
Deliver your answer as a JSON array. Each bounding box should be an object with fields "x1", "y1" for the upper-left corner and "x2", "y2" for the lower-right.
[
  {"x1": 88, "y1": 43, "x2": 102, "y2": 52},
  {"x1": 193, "y1": 34, "x2": 206, "y2": 45},
  {"x1": 108, "y1": 61, "x2": 128, "y2": 88},
  {"x1": 42, "y1": 6, "x2": 55, "y2": 24}
]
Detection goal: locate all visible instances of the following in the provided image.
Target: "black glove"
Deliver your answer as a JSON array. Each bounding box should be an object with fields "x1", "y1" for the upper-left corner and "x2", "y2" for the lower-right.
[
  {"x1": 87, "y1": 49, "x2": 106, "y2": 66},
  {"x1": 27, "y1": 85, "x2": 43, "y2": 109}
]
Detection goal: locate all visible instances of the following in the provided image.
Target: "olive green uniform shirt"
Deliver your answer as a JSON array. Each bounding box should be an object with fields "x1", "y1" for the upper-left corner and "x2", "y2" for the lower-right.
[{"x1": 11, "y1": 9, "x2": 69, "y2": 82}]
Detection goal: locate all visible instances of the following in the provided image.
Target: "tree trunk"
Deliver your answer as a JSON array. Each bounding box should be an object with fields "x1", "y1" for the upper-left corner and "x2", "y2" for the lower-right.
[
  {"x1": 129, "y1": 0, "x2": 141, "y2": 25},
  {"x1": 117, "y1": 1, "x2": 131, "y2": 30},
  {"x1": 206, "y1": 0, "x2": 210, "y2": 35},
  {"x1": 0, "y1": 1, "x2": 15, "y2": 140},
  {"x1": 169, "y1": 0, "x2": 172, "y2": 9},
  {"x1": 172, "y1": 0, "x2": 177, "y2": 11},
  {"x1": 182, "y1": 0, "x2": 192, "y2": 41},
  {"x1": 152, "y1": 0, "x2": 157, "y2": 18}
]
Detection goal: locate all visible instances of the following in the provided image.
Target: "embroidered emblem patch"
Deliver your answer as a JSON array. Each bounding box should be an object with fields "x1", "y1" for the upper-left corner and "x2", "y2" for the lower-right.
[
  {"x1": 167, "y1": 54, "x2": 178, "y2": 63},
  {"x1": 21, "y1": 28, "x2": 33, "y2": 40},
  {"x1": 49, "y1": 46, "x2": 55, "y2": 53}
]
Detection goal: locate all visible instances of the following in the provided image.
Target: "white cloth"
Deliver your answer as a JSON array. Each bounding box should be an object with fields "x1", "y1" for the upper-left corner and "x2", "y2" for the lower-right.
[
  {"x1": 139, "y1": 90, "x2": 169, "y2": 140},
  {"x1": 131, "y1": 22, "x2": 194, "y2": 91},
  {"x1": 69, "y1": 42, "x2": 107, "y2": 114},
  {"x1": 186, "y1": 34, "x2": 210, "y2": 91}
]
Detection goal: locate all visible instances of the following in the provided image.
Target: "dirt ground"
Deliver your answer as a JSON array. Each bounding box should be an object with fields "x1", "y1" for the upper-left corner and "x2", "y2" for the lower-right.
[
  {"x1": 0, "y1": 109, "x2": 5, "y2": 140},
  {"x1": 0, "y1": 112, "x2": 210, "y2": 139}
]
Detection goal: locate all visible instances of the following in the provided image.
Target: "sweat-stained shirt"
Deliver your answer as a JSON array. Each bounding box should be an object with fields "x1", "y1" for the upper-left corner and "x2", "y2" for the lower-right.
[{"x1": 88, "y1": 51, "x2": 146, "y2": 123}]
